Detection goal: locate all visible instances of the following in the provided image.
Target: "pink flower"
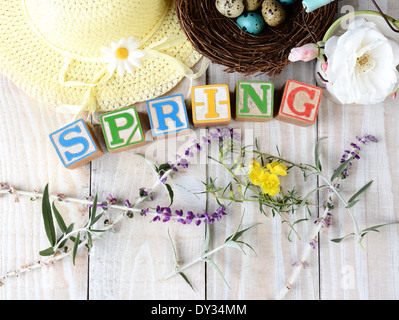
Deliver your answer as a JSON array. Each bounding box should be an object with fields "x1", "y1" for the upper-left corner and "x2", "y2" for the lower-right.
[
  {"x1": 288, "y1": 43, "x2": 319, "y2": 62},
  {"x1": 322, "y1": 62, "x2": 328, "y2": 73}
]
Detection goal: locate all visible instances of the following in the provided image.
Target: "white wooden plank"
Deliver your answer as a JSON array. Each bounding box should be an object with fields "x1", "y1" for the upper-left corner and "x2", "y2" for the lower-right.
[
  {"x1": 205, "y1": 62, "x2": 320, "y2": 300},
  {"x1": 0, "y1": 75, "x2": 90, "y2": 299}
]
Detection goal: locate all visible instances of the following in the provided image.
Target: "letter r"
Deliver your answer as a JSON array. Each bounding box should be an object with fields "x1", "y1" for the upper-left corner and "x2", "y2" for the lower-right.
[{"x1": 151, "y1": 101, "x2": 184, "y2": 131}]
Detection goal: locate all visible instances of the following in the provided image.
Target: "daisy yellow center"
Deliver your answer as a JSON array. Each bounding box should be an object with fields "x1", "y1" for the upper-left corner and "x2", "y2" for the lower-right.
[{"x1": 115, "y1": 47, "x2": 129, "y2": 60}]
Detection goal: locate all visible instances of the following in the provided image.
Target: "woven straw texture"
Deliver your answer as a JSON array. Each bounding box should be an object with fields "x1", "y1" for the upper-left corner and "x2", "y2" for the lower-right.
[{"x1": 0, "y1": 0, "x2": 202, "y2": 112}]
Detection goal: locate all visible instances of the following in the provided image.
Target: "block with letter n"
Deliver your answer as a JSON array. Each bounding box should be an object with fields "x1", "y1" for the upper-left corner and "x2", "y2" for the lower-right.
[
  {"x1": 235, "y1": 81, "x2": 274, "y2": 122},
  {"x1": 276, "y1": 80, "x2": 322, "y2": 126},
  {"x1": 99, "y1": 106, "x2": 145, "y2": 153},
  {"x1": 191, "y1": 84, "x2": 231, "y2": 127},
  {"x1": 49, "y1": 119, "x2": 104, "y2": 170},
  {"x1": 147, "y1": 94, "x2": 190, "y2": 139}
]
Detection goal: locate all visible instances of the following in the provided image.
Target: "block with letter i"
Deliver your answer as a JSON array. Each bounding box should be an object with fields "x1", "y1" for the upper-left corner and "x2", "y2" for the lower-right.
[
  {"x1": 147, "y1": 94, "x2": 190, "y2": 139},
  {"x1": 49, "y1": 119, "x2": 104, "y2": 170},
  {"x1": 99, "y1": 106, "x2": 145, "y2": 153},
  {"x1": 276, "y1": 80, "x2": 322, "y2": 126},
  {"x1": 191, "y1": 84, "x2": 231, "y2": 127},
  {"x1": 235, "y1": 81, "x2": 274, "y2": 122}
]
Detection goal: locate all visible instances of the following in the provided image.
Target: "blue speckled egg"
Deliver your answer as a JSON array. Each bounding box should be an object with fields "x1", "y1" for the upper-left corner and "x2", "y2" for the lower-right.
[
  {"x1": 237, "y1": 12, "x2": 265, "y2": 35},
  {"x1": 278, "y1": 0, "x2": 297, "y2": 5}
]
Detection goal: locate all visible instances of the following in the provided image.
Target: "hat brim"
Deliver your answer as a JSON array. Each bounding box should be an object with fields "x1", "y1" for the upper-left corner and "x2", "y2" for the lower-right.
[{"x1": 0, "y1": 1, "x2": 202, "y2": 112}]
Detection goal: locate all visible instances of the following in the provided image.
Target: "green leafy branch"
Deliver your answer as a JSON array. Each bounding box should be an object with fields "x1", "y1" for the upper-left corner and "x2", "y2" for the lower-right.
[
  {"x1": 164, "y1": 214, "x2": 259, "y2": 290},
  {"x1": 39, "y1": 184, "x2": 106, "y2": 264}
]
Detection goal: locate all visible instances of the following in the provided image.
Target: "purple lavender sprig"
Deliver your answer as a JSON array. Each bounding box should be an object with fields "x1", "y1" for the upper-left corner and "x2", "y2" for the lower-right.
[
  {"x1": 339, "y1": 135, "x2": 378, "y2": 179},
  {"x1": 151, "y1": 205, "x2": 228, "y2": 226}
]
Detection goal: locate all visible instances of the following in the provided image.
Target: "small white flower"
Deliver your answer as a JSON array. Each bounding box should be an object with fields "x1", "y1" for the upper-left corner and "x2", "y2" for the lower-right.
[
  {"x1": 324, "y1": 18, "x2": 399, "y2": 105},
  {"x1": 100, "y1": 37, "x2": 146, "y2": 77}
]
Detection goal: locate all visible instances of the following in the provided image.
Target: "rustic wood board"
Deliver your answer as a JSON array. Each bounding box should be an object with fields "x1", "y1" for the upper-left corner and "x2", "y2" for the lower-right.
[{"x1": 1, "y1": 0, "x2": 399, "y2": 300}]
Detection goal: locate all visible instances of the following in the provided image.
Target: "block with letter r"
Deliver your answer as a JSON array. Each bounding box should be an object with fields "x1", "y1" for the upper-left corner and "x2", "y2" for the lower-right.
[
  {"x1": 49, "y1": 119, "x2": 104, "y2": 170},
  {"x1": 235, "y1": 81, "x2": 274, "y2": 122},
  {"x1": 276, "y1": 80, "x2": 322, "y2": 126},
  {"x1": 100, "y1": 106, "x2": 145, "y2": 153},
  {"x1": 147, "y1": 94, "x2": 190, "y2": 139}
]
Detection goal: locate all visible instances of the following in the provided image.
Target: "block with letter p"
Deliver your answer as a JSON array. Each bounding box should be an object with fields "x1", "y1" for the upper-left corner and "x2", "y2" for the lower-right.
[
  {"x1": 191, "y1": 84, "x2": 231, "y2": 127},
  {"x1": 276, "y1": 80, "x2": 322, "y2": 126},
  {"x1": 235, "y1": 81, "x2": 274, "y2": 122},
  {"x1": 147, "y1": 94, "x2": 190, "y2": 139},
  {"x1": 49, "y1": 119, "x2": 104, "y2": 170},
  {"x1": 99, "y1": 106, "x2": 145, "y2": 153}
]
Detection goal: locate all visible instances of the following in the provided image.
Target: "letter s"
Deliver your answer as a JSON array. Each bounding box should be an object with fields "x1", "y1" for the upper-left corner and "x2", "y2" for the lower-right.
[{"x1": 59, "y1": 125, "x2": 89, "y2": 162}]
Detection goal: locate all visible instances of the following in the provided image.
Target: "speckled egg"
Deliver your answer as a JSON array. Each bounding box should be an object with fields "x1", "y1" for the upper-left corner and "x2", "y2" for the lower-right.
[
  {"x1": 278, "y1": 0, "x2": 297, "y2": 5},
  {"x1": 244, "y1": 0, "x2": 263, "y2": 11},
  {"x1": 262, "y1": 0, "x2": 286, "y2": 27},
  {"x1": 237, "y1": 12, "x2": 265, "y2": 35},
  {"x1": 215, "y1": 0, "x2": 245, "y2": 18}
]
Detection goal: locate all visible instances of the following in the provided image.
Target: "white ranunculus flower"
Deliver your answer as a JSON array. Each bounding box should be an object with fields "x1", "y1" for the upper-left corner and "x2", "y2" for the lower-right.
[{"x1": 324, "y1": 18, "x2": 399, "y2": 105}]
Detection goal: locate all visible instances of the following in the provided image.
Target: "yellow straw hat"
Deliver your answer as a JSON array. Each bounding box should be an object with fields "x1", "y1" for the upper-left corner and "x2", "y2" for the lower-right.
[{"x1": 0, "y1": 0, "x2": 206, "y2": 117}]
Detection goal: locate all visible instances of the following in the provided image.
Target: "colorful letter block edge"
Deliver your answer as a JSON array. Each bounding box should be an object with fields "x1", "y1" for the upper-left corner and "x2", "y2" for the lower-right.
[
  {"x1": 146, "y1": 94, "x2": 190, "y2": 139},
  {"x1": 99, "y1": 106, "x2": 145, "y2": 153},
  {"x1": 235, "y1": 81, "x2": 274, "y2": 122},
  {"x1": 191, "y1": 84, "x2": 231, "y2": 127},
  {"x1": 49, "y1": 119, "x2": 104, "y2": 169},
  {"x1": 277, "y1": 80, "x2": 322, "y2": 126}
]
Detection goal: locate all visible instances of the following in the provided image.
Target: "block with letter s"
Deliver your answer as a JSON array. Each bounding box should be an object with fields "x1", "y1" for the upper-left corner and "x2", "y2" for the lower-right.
[{"x1": 49, "y1": 119, "x2": 104, "y2": 169}]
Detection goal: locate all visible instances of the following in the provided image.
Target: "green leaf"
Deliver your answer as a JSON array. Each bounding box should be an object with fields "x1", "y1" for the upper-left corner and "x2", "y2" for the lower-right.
[
  {"x1": 297, "y1": 185, "x2": 328, "y2": 212},
  {"x1": 345, "y1": 199, "x2": 360, "y2": 209},
  {"x1": 167, "y1": 228, "x2": 179, "y2": 268},
  {"x1": 331, "y1": 233, "x2": 356, "y2": 243},
  {"x1": 42, "y1": 184, "x2": 56, "y2": 247},
  {"x1": 360, "y1": 222, "x2": 399, "y2": 236},
  {"x1": 204, "y1": 258, "x2": 231, "y2": 289},
  {"x1": 72, "y1": 231, "x2": 80, "y2": 266},
  {"x1": 224, "y1": 240, "x2": 246, "y2": 254},
  {"x1": 202, "y1": 223, "x2": 211, "y2": 255},
  {"x1": 158, "y1": 163, "x2": 172, "y2": 172},
  {"x1": 89, "y1": 194, "x2": 98, "y2": 227},
  {"x1": 331, "y1": 155, "x2": 355, "y2": 182},
  {"x1": 164, "y1": 183, "x2": 174, "y2": 207},
  {"x1": 347, "y1": 180, "x2": 373, "y2": 206},
  {"x1": 314, "y1": 137, "x2": 327, "y2": 172},
  {"x1": 52, "y1": 201, "x2": 67, "y2": 233},
  {"x1": 89, "y1": 213, "x2": 104, "y2": 228},
  {"x1": 178, "y1": 272, "x2": 195, "y2": 292},
  {"x1": 39, "y1": 247, "x2": 55, "y2": 257}
]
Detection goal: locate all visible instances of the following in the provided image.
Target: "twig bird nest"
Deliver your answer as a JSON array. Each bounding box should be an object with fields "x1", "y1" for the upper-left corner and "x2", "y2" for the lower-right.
[{"x1": 176, "y1": 0, "x2": 338, "y2": 76}]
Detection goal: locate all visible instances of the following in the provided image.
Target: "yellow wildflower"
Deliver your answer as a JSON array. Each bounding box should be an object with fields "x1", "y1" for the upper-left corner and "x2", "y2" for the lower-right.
[
  {"x1": 266, "y1": 161, "x2": 288, "y2": 176},
  {"x1": 248, "y1": 160, "x2": 263, "y2": 186},
  {"x1": 259, "y1": 172, "x2": 281, "y2": 196}
]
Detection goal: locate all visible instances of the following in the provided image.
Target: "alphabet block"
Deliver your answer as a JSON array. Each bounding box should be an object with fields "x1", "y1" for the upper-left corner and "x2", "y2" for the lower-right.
[
  {"x1": 235, "y1": 81, "x2": 274, "y2": 122},
  {"x1": 49, "y1": 119, "x2": 104, "y2": 170},
  {"x1": 191, "y1": 84, "x2": 231, "y2": 127},
  {"x1": 99, "y1": 106, "x2": 145, "y2": 153},
  {"x1": 276, "y1": 80, "x2": 322, "y2": 126},
  {"x1": 147, "y1": 94, "x2": 190, "y2": 139}
]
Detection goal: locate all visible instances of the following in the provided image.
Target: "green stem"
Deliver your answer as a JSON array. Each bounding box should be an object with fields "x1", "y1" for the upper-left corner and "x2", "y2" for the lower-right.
[
  {"x1": 163, "y1": 243, "x2": 227, "y2": 281},
  {"x1": 319, "y1": 175, "x2": 361, "y2": 239}
]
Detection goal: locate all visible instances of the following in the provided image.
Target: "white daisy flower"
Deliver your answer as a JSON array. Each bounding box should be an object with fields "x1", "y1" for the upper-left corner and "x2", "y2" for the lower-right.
[{"x1": 100, "y1": 37, "x2": 146, "y2": 77}]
